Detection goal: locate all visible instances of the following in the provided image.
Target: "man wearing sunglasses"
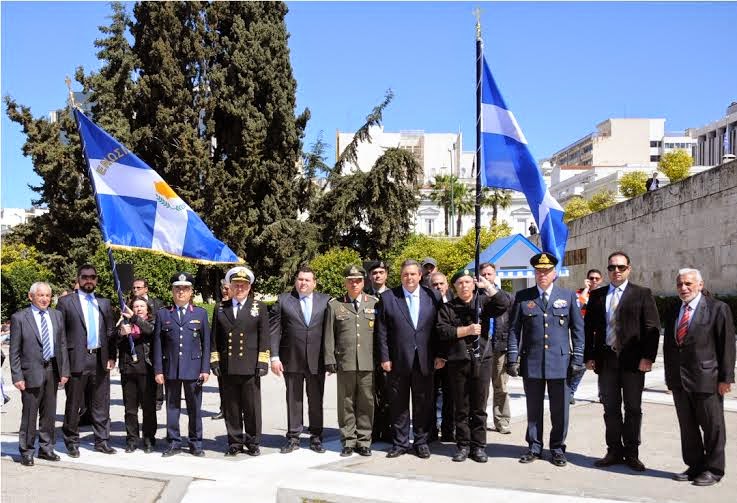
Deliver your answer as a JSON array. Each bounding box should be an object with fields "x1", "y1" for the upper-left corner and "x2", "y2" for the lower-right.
[
  {"x1": 57, "y1": 264, "x2": 117, "y2": 457},
  {"x1": 584, "y1": 251, "x2": 660, "y2": 472}
]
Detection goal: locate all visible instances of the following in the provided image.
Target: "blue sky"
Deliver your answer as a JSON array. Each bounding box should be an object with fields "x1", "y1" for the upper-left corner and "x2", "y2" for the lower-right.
[{"x1": 2, "y1": 1, "x2": 736, "y2": 208}]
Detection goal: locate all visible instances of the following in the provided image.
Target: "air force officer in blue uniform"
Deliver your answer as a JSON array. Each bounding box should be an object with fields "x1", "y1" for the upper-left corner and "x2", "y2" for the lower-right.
[
  {"x1": 154, "y1": 272, "x2": 211, "y2": 457},
  {"x1": 507, "y1": 252, "x2": 584, "y2": 467}
]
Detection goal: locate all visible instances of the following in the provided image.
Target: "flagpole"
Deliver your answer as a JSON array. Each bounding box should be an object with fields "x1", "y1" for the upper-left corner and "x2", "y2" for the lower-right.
[
  {"x1": 67, "y1": 78, "x2": 138, "y2": 363},
  {"x1": 474, "y1": 10, "x2": 483, "y2": 325}
]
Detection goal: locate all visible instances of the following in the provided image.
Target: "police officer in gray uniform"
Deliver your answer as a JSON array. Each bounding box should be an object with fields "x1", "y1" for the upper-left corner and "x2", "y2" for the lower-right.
[
  {"x1": 507, "y1": 252, "x2": 584, "y2": 467},
  {"x1": 153, "y1": 272, "x2": 211, "y2": 457},
  {"x1": 324, "y1": 265, "x2": 379, "y2": 457}
]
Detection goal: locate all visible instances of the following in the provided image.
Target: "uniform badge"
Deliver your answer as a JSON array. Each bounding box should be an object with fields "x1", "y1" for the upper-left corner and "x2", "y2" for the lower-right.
[
  {"x1": 368, "y1": 320, "x2": 374, "y2": 328},
  {"x1": 559, "y1": 318, "x2": 565, "y2": 325},
  {"x1": 527, "y1": 301, "x2": 536, "y2": 309},
  {"x1": 250, "y1": 301, "x2": 259, "y2": 317},
  {"x1": 190, "y1": 320, "x2": 201, "y2": 324},
  {"x1": 364, "y1": 308, "x2": 375, "y2": 314},
  {"x1": 340, "y1": 306, "x2": 348, "y2": 314},
  {"x1": 553, "y1": 299, "x2": 568, "y2": 308}
]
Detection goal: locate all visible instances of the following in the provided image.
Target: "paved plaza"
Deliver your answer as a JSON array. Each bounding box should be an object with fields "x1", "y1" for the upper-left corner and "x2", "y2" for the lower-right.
[{"x1": 2, "y1": 339, "x2": 735, "y2": 503}]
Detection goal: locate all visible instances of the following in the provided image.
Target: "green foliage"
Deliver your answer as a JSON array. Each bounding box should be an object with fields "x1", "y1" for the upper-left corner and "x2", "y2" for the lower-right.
[
  {"x1": 619, "y1": 171, "x2": 648, "y2": 198},
  {"x1": 563, "y1": 197, "x2": 592, "y2": 223},
  {"x1": 588, "y1": 189, "x2": 616, "y2": 212},
  {"x1": 659, "y1": 150, "x2": 692, "y2": 182},
  {"x1": 454, "y1": 223, "x2": 513, "y2": 263},
  {"x1": 1, "y1": 244, "x2": 54, "y2": 321},
  {"x1": 89, "y1": 245, "x2": 197, "y2": 306},
  {"x1": 483, "y1": 188, "x2": 513, "y2": 225},
  {"x1": 428, "y1": 175, "x2": 466, "y2": 236},
  {"x1": 309, "y1": 248, "x2": 363, "y2": 298}
]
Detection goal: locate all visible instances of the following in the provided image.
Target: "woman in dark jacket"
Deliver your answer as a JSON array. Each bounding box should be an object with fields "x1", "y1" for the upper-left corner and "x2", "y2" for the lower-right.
[{"x1": 118, "y1": 296, "x2": 157, "y2": 452}]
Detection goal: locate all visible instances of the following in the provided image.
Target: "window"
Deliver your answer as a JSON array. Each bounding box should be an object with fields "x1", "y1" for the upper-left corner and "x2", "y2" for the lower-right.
[
  {"x1": 425, "y1": 219, "x2": 434, "y2": 235},
  {"x1": 650, "y1": 141, "x2": 661, "y2": 147},
  {"x1": 564, "y1": 248, "x2": 587, "y2": 266},
  {"x1": 650, "y1": 155, "x2": 661, "y2": 162}
]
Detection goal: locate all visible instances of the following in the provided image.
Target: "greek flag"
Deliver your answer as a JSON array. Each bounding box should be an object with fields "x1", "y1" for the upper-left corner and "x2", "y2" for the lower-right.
[
  {"x1": 75, "y1": 109, "x2": 241, "y2": 264},
  {"x1": 480, "y1": 56, "x2": 568, "y2": 265}
]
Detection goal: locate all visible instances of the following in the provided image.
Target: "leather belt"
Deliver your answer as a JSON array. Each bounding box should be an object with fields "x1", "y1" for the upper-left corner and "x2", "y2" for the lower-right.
[{"x1": 87, "y1": 347, "x2": 100, "y2": 355}]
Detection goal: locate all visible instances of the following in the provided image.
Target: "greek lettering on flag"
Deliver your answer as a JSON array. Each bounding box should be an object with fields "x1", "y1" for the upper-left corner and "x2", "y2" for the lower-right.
[
  {"x1": 75, "y1": 109, "x2": 241, "y2": 264},
  {"x1": 480, "y1": 57, "x2": 568, "y2": 265}
]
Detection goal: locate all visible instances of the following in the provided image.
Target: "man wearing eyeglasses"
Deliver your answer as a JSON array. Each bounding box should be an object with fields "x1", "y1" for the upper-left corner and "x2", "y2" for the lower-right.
[
  {"x1": 507, "y1": 252, "x2": 584, "y2": 467},
  {"x1": 584, "y1": 251, "x2": 660, "y2": 472},
  {"x1": 57, "y1": 264, "x2": 117, "y2": 457},
  {"x1": 569, "y1": 269, "x2": 604, "y2": 404}
]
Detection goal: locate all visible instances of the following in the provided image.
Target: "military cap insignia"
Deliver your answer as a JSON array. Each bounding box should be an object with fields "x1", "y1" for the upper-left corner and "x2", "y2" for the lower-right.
[{"x1": 179, "y1": 274, "x2": 186, "y2": 281}]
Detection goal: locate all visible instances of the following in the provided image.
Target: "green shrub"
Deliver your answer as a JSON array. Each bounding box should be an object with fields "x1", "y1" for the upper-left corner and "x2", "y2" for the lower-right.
[
  {"x1": 309, "y1": 248, "x2": 363, "y2": 298},
  {"x1": 1, "y1": 243, "x2": 54, "y2": 321}
]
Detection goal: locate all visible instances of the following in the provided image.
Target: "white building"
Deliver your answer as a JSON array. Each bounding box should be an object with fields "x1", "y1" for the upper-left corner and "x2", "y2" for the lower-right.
[
  {"x1": 335, "y1": 126, "x2": 535, "y2": 237},
  {"x1": 689, "y1": 102, "x2": 737, "y2": 166},
  {"x1": 0, "y1": 207, "x2": 49, "y2": 236}
]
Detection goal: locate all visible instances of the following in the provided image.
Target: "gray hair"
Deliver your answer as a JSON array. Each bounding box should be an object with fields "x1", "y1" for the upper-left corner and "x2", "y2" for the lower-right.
[
  {"x1": 677, "y1": 268, "x2": 703, "y2": 282},
  {"x1": 28, "y1": 282, "x2": 52, "y2": 295}
]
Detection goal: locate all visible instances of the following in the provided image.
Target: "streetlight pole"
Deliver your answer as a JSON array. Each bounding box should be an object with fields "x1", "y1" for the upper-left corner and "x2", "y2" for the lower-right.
[{"x1": 449, "y1": 146, "x2": 455, "y2": 236}]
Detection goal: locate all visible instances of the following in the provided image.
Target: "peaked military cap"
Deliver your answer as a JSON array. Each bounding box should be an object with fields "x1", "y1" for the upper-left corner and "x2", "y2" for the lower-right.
[
  {"x1": 226, "y1": 266, "x2": 255, "y2": 284},
  {"x1": 344, "y1": 264, "x2": 366, "y2": 279},
  {"x1": 530, "y1": 252, "x2": 558, "y2": 269},
  {"x1": 450, "y1": 268, "x2": 475, "y2": 284},
  {"x1": 171, "y1": 272, "x2": 194, "y2": 287}
]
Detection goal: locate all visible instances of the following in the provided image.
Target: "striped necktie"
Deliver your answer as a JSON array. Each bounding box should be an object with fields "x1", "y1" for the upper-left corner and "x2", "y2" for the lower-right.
[
  {"x1": 676, "y1": 304, "x2": 691, "y2": 345},
  {"x1": 40, "y1": 310, "x2": 53, "y2": 361},
  {"x1": 606, "y1": 287, "x2": 621, "y2": 351}
]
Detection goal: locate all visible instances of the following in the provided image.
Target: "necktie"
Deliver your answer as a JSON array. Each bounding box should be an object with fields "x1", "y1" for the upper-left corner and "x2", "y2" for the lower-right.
[
  {"x1": 40, "y1": 310, "x2": 52, "y2": 361},
  {"x1": 489, "y1": 317, "x2": 495, "y2": 337},
  {"x1": 409, "y1": 293, "x2": 419, "y2": 329},
  {"x1": 606, "y1": 288, "x2": 621, "y2": 350},
  {"x1": 86, "y1": 294, "x2": 98, "y2": 349},
  {"x1": 236, "y1": 301, "x2": 242, "y2": 317},
  {"x1": 179, "y1": 307, "x2": 186, "y2": 322},
  {"x1": 676, "y1": 304, "x2": 691, "y2": 345},
  {"x1": 542, "y1": 292, "x2": 549, "y2": 309},
  {"x1": 301, "y1": 296, "x2": 311, "y2": 325},
  {"x1": 353, "y1": 299, "x2": 359, "y2": 312}
]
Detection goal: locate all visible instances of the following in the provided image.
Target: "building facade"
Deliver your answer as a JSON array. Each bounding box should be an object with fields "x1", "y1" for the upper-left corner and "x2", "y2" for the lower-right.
[
  {"x1": 689, "y1": 102, "x2": 737, "y2": 166},
  {"x1": 0, "y1": 207, "x2": 49, "y2": 236}
]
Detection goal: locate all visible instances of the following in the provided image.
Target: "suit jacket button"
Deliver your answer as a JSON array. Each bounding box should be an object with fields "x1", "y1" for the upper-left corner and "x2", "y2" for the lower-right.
[
  {"x1": 544, "y1": 345, "x2": 549, "y2": 349},
  {"x1": 543, "y1": 313, "x2": 547, "y2": 317},
  {"x1": 179, "y1": 352, "x2": 183, "y2": 355},
  {"x1": 239, "y1": 353, "x2": 243, "y2": 356},
  {"x1": 544, "y1": 335, "x2": 549, "y2": 339}
]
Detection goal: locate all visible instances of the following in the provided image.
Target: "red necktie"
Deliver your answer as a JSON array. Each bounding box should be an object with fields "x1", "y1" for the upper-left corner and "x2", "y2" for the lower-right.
[{"x1": 676, "y1": 304, "x2": 691, "y2": 344}]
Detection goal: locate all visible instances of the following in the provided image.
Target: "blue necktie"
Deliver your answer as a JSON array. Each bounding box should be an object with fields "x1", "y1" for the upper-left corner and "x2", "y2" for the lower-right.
[
  {"x1": 40, "y1": 310, "x2": 52, "y2": 361},
  {"x1": 301, "y1": 296, "x2": 312, "y2": 325},
  {"x1": 86, "y1": 294, "x2": 98, "y2": 349},
  {"x1": 489, "y1": 317, "x2": 495, "y2": 337},
  {"x1": 409, "y1": 293, "x2": 419, "y2": 329}
]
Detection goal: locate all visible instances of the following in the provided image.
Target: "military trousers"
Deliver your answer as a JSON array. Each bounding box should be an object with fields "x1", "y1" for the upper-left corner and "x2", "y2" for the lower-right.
[
  {"x1": 337, "y1": 370, "x2": 374, "y2": 448},
  {"x1": 223, "y1": 374, "x2": 262, "y2": 448},
  {"x1": 447, "y1": 359, "x2": 489, "y2": 449}
]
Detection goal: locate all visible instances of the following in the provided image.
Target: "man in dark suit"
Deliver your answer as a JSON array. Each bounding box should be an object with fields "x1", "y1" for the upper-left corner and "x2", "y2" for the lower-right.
[
  {"x1": 645, "y1": 172, "x2": 660, "y2": 191},
  {"x1": 584, "y1": 251, "x2": 660, "y2": 471},
  {"x1": 507, "y1": 252, "x2": 585, "y2": 467},
  {"x1": 10, "y1": 282, "x2": 70, "y2": 466},
  {"x1": 429, "y1": 271, "x2": 455, "y2": 443},
  {"x1": 211, "y1": 266, "x2": 269, "y2": 457},
  {"x1": 132, "y1": 278, "x2": 165, "y2": 411},
  {"x1": 664, "y1": 269, "x2": 735, "y2": 486},
  {"x1": 376, "y1": 259, "x2": 442, "y2": 459},
  {"x1": 270, "y1": 266, "x2": 331, "y2": 454},
  {"x1": 153, "y1": 272, "x2": 211, "y2": 457},
  {"x1": 57, "y1": 264, "x2": 117, "y2": 457}
]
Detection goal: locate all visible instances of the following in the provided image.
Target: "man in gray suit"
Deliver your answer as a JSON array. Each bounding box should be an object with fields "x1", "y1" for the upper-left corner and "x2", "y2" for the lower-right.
[
  {"x1": 270, "y1": 266, "x2": 331, "y2": 454},
  {"x1": 10, "y1": 282, "x2": 70, "y2": 466}
]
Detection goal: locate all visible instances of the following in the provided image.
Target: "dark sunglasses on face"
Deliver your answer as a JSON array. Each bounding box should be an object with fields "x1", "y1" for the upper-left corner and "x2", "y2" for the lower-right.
[
  {"x1": 607, "y1": 265, "x2": 628, "y2": 272},
  {"x1": 588, "y1": 276, "x2": 601, "y2": 281},
  {"x1": 432, "y1": 282, "x2": 445, "y2": 287},
  {"x1": 79, "y1": 274, "x2": 97, "y2": 280}
]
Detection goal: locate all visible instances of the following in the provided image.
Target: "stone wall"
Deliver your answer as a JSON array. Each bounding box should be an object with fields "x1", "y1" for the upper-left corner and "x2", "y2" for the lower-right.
[{"x1": 556, "y1": 159, "x2": 737, "y2": 295}]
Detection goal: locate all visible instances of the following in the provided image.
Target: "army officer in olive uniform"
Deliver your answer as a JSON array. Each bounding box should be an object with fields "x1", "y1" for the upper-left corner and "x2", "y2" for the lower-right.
[
  {"x1": 324, "y1": 265, "x2": 379, "y2": 457},
  {"x1": 210, "y1": 266, "x2": 269, "y2": 457},
  {"x1": 153, "y1": 273, "x2": 211, "y2": 458}
]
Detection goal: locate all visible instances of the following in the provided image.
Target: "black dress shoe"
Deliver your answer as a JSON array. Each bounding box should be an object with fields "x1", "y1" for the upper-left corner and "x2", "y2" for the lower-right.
[
  {"x1": 340, "y1": 446, "x2": 354, "y2": 457},
  {"x1": 310, "y1": 441, "x2": 326, "y2": 453},
  {"x1": 143, "y1": 444, "x2": 154, "y2": 454},
  {"x1": 95, "y1": 443, "x2": 117, "y2": 454},
  {"x1": 551, "y1": 452, "x2": 567, "y2": 467},
  {"x1": 519, "y1": 451, "x2": 541, "y2": 464},
  {"x1": 280, "y1": 440, "x2": 300, "y2": 454},
  {"x1": 190, "y1": 447, "x2": 205, "y2": 457},
  {"x1": 67, "y1": 445, "x2": 80, "y2": 458},
  {"x1": 355, "y1": 446, "x2": 372, "y2": 457},
  {"x1": 452, "y1": 446, "x2": 469, "y2": 462},
  {"x1": 672, "y1": 470, "x2": 696, "y2": 482},
  {"x1": 624, "y1": 456, "x2": 646, "y2": 472},
  {"x1": 125, "y1": 443, "x2": 137, "y2": 453},
  {"x1": 414, "y1": 444, "x2": 431, "y2": 459},
  {"x1": 225, "y1": 446, "x2": 241, "y2": 457},
  {"x1": 162, "y1": 447, "x2": 181, "y2": 458},
  {"x1": 470, "y1": 447, "x2": 488, "y2": 463},
  {"x1": 20, "y1": 455, "x2": 34, "y2": 466},
  {"x1": 245, "y1": 444, "x2": 261, "y2": 456},
  {"x1": 692, "y1": 471, "x2": 717, "y2": 487},
  {"x1": 386, "y1": 446, "x2": 407, "y2": 458},
  {"x1": 38, "y1": 451, "x2": 61, "y2": 462},
  {"x1": 594, "y1": 451, "x2": 622, "y2": 467},
  {"x1": 211, "y1": 411, "x2": 224, "y2": 420}
]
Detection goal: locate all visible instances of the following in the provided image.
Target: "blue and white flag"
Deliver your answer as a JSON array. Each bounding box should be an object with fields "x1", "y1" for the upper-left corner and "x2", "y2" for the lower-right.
[
  {"x1": 480, "y1": 57, "x2": 568, "y2": 265},
  {"x1": 75, "y1": 109, "x2": 241, "y2": 264},
  {"x1": 724, "y1": 129, "x2": 731, "y2": 155}
]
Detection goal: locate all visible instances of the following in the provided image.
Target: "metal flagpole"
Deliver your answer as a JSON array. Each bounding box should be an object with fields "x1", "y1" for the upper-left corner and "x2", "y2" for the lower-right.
[
  {"x1": 66, "y1": 77, "x2": 138, "y2": 363},
  {"x1": 473, "y1": 10, "x2": 483, "y2": 325}
]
